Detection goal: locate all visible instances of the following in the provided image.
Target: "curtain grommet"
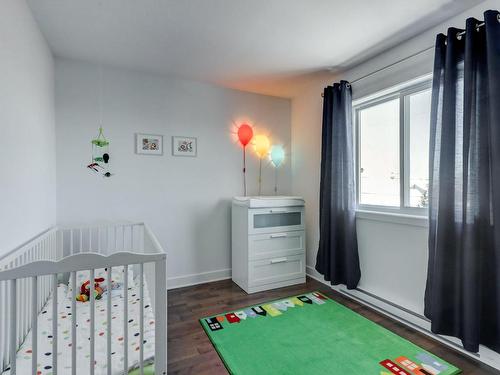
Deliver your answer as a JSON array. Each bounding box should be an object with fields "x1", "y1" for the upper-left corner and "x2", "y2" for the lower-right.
[{"x1": 456, "y1": 32, "x2": 463, "y2": 40}]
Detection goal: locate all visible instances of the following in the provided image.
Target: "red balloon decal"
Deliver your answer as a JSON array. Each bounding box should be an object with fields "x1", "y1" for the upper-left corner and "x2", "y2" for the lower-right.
[
  {"x1": 237, "y1": 123, "x2": 254, "y2": 196},
  {"x1": 237, "y1": 124, "x2": 254, "y2": 147}
]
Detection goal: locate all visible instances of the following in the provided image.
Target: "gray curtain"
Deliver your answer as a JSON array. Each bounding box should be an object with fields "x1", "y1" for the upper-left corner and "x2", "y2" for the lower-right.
[
  {"x1": 424, "y1": 10, "x2": 500, "y2": 353},
  {"x1": 315, "y1": 81, "x2": 361, "y2": 289}
]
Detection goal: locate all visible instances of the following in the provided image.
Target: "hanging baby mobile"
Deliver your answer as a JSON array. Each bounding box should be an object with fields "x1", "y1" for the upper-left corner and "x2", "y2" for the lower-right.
[
  {"x1": 270, "y1": 144, "x2": 285, "y2": 195},
  {"x1": 237, "y1": 123, "x2": 254, "y2": 196},
  {"x1": 87, "y1": 66, "x2": 112, "y2": 177},
  {"x1": 87, "y1": 126, "x2": 112, "y2": 177}
]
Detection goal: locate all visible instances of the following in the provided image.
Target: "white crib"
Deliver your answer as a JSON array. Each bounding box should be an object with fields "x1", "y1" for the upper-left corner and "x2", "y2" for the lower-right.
[{"x1": 0, "y1": 222, "x2": 167, "y2": 375}]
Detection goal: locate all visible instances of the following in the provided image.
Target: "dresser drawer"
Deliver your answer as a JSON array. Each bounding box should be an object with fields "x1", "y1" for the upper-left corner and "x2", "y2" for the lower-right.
[
  {"x1": 249, "y1": 254, "x2": 305, "y2": 288},
  {"x1": 248, "y1": 207, "x2": 304, "y2": 235},
  {"x1": 249, "y1": 231, "x2": 305, "y2": 260}
]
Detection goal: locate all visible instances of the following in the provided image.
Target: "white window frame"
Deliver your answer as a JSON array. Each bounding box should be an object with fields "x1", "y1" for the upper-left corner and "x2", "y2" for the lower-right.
[{"x1": 353, "y1": 75, "x2": 432, "y2": 217}]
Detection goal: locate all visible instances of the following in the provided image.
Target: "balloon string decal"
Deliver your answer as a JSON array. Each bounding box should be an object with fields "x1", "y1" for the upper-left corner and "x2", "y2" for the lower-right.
[
  {"x1": 258, "y1": 158, "x2": 262, "y2": 196},
  {"x1": 237, "y1": 124, "x2": 254, "y2": 197},
  {"x1": 274, "y1": 168, "x2": 278, "y2": 195},
  {"x1": 243, "y1": 147, "x2": 247, "y2": 196}
]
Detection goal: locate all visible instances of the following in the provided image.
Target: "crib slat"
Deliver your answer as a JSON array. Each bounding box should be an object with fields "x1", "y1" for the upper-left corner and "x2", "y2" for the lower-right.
[
  {"x1": 89, "y1": 228, "x2": 92, "y2": 252},
  {"x1": 154, "y1": 258, "x2": 167, "y2": 375},
  {"x1": 32, "y1": 277, "x2": 38, "y2": 375},
  {"x1": 52, "y1": 274, "x2": 58, "y2": 375},
  {"x1": 131, "y1": 226, "x2": 134, "y2": 251},
  {"x1": 10, "y1": 279, "x2": 17, "y2": 375},
  {"x1": 106, "y1": 267, "x2": 112, "y2": 375},
  {"x1": 97, "y1": 227, "x2": 101, "y2": 254},
  {"x1": 71, "y1": 271, "x2": 77, "y2": 375},
  {"x1": 90, "y1": 269, "x2": 95, "y2": 375},
  {"x1": 19, "y1": 256, "x2": 25, "y2": 339},
  {"x1": 20, "y1": 264, "x2": 26, "y2": 341},
  {"x1": 139, "y1": 263, "x2": 144, "y2": 375},
  {"x1": 123, "y1": 266, "x2": 129, "y2": 374},
  {"x1": 79, "y1": 228, "x2": 83, "y2": 252},
  {"x1": 57, "y1": 230, "x2": 63, "y2": 259},
  {"x1": 15, "y1": 260, "x2": 20, "y2": 348},
  {"x1": 0, "y1": 280, "x2": 4, "y2": 370},
  {"x1": 113, "y1": 226, "x2": 118, "y2": 253}
]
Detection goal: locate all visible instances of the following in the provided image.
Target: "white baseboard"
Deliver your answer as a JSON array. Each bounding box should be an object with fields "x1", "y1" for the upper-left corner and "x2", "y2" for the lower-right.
[
  {"x1": 306, "y1": 265, "x2": 500, "y2": 371},
  {"x1": 167, "y1": 268, "x2": 231, "y2": 290}
]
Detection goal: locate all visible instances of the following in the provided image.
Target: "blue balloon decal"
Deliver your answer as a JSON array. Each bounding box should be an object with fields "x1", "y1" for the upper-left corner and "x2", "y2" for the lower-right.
[{"x1": 270, "y1": 145, "x2": 285, "y2": 168}]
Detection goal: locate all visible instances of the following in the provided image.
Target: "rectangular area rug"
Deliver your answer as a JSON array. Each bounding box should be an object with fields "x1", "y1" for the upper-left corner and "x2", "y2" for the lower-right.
[{"x1": 200, "y1": 291, "x2": 461, "y2": 375}]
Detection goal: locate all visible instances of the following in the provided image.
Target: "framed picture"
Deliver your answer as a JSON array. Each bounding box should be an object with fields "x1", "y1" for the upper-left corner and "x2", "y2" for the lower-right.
[
  {"x1": 136, "y1": 133, "x2": 163, "y2": 155},
  {"x1": 172, "y1": 136, "x2": 197, "y2": 157}
]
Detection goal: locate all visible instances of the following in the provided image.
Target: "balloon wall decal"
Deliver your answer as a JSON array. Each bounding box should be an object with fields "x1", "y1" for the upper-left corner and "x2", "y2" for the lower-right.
[
  {"x1": 237, "y1": 124, "x2": 253, "y2": 147},
  {"x1": 233, "y1": 122, "x2": 288, "y2": 196},
  {"x1": 270, "y1": 145, "x2": 285, "y2": 195},
  {"x1": 270, "y1": 145, "x2": 285, "y2": 168},
  {"x1": 237, "y1": 123, "x2": 254, "y2": 196},
  {"x1": 253, "y1": 134, "x2": 270, "y2": 195},
  {"x1": 253, "y1": 134, "x2": 271, "y2": 158}
]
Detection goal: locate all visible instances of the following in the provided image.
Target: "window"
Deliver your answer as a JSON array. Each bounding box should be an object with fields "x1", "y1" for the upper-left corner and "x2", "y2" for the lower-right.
[{"x1": 354, "y1": 77, "x2": 432, "y2": 214}]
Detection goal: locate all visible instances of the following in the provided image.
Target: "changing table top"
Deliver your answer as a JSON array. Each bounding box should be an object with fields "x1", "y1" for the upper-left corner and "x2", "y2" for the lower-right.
[{"x1": 232, "y1": 196, "x2": 305, "y2": 208}]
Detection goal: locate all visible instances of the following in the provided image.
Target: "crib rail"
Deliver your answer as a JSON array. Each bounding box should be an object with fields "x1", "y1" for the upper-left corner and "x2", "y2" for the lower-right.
[
  {"x1": 0, "y1": 222, "x2": 167, "y2": 375},
  {"x1": 0, "y1": 252, "x2": 165, "y2": 281},
  {"x1": 58, "y1": 222, "x2": 147, "y2": 256},
  {"x1": 0, "y1": 228, "x2": 59, "y2": 372}
]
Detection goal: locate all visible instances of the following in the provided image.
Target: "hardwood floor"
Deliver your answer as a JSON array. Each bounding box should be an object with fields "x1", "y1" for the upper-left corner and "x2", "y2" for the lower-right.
[{"x1": 167, "y1": 277, "x2": 499, "y2": 374}]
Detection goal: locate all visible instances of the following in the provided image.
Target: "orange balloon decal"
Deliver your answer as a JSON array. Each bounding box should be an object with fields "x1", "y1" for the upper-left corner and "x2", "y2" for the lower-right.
[
  {"x1": 253, "y1": 135, "x2": 271, "y2": 158},
  {"x1": 253, "y1": 134, "x2": 271, "y2": 195}
]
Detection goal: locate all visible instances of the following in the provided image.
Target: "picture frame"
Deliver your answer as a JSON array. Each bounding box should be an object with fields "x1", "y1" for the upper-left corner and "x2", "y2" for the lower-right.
[
  {"x1": 136, "y1": 133, "x2": 163, "y2": 155},
  {"x1": 172, "y1": 136, "x2": 197, "y2": 157}
]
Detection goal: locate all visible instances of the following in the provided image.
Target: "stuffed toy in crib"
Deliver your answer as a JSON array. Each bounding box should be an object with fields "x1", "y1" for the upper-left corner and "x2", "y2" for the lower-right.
[
  {"x1": 76, "y1": 277, "x2": 105, "y2": 302},
  {"x1": 75, "y1": 268, "x2": 125, "y2": 302}
]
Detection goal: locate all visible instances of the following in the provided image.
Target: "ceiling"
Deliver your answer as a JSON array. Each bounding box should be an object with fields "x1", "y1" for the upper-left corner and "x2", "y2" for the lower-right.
[{"x1": 28, "y1": 0, "x2": 482, "y2": 98}]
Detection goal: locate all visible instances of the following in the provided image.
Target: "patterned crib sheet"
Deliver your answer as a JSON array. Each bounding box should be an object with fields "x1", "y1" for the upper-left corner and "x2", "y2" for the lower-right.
[{"x1": 3, "y1": 280, "x2": 156, "y2": 375}]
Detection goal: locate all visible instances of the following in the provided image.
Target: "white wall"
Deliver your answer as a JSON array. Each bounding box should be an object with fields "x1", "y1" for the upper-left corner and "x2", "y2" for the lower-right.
[
  {"x1": 0, "y1": 0, "x2": 56, "y2": 255},
  {"x1": 55, "y1": 58, "x2": 291, "y2": 287},
  {"x1": 291, "y1": 0, "x2": 500, "y2": 367}
]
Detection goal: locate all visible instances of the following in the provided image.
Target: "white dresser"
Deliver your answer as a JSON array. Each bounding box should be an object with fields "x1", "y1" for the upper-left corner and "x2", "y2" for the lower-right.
[{"x1": 231, "y1": 196, "x2": 306, "y2": 294}]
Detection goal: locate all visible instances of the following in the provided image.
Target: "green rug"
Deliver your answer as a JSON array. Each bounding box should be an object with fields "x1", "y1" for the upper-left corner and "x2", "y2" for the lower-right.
[{"x1": 200, "y1": 291, "x2": 461, "y2": 375}]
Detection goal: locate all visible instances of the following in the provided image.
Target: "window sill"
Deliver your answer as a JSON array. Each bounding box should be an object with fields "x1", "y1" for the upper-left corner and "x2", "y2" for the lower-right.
[{"x1": 356, "y1": 209, "x2": 429, "y2": 227}]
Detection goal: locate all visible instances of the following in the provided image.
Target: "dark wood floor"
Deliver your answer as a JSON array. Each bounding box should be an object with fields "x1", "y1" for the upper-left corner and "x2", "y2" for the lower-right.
[{"x1": 167, "y1": 277, "x2": 499, "y2": 374}]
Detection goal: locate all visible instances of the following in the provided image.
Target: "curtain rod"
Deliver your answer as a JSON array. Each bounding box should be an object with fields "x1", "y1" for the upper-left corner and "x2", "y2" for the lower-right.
[
  {"x1": 320, "y1": 17, "x2": 497, "y2": 97},
  {"x1": 320, "y1": 45, "x2": 433, "y2": 97}
]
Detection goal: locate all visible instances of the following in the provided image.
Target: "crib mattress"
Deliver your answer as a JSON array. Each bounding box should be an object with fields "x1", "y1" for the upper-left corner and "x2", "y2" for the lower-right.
[{"x1": 2, "y1": 282, "x2": 156, "y2": 375}]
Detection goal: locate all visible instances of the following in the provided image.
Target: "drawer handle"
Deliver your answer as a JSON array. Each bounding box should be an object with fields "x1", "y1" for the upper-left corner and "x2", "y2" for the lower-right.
[
  {"x1": 270, "y1": 233, "x2": 287, "y2": 239},
  {"x1": 270, "y1": 257, "x2": 288, "y2": 264},
  {"x1": 269, "y1": 209, "x2": 288, "y2": 213}
]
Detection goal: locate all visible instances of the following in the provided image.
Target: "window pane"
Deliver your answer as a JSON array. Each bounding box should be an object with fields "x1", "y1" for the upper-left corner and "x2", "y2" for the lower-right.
[
  {"x1": 359, "y1": 98, "x2": 400, "y2": 206},
  {"x1": 408, "y1": 89, "x2": 431, "y2": 208}
]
